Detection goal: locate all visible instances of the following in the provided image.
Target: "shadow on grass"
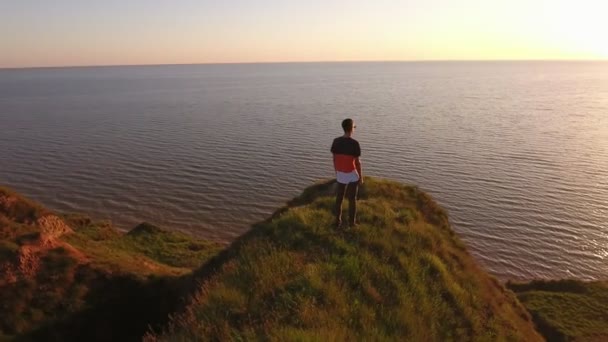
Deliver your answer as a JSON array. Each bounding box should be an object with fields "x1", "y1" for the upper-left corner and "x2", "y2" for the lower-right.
[{"x1": 17, "y1": 267, "x2": 195, "y2": 342}]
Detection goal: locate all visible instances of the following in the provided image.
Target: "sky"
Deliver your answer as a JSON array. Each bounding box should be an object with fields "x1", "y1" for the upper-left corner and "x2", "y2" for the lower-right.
[{"x1": 1, "y1": 0, "x2": 607, "y2": 68}]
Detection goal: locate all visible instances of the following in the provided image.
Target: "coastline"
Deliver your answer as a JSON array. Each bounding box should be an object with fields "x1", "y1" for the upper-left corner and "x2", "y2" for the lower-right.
[{"x1": 2, "y1": 178, "x2": 605, "y2": 340}]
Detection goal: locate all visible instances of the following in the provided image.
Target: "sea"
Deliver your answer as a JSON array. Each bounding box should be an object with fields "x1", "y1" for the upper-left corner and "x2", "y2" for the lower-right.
[{"x1": 1, "y1": 61, "x2": 606, "y2": 281}]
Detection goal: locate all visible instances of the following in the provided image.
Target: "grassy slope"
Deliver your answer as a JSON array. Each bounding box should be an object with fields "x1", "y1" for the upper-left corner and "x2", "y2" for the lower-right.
[
  {"x1": 63, "y1": 218, "x2": 220, "y2": 273},
  {"x1": 0, "y1": 186, "x2": 221, "y2": 341},
  {"x1": 5, "y1": 178, "x2": 604, "y2": 341},
  {"x1": 150, "y1": 178, "x2": 542, "y2": 341},
  {"x1": 509, "y1": 280, "x2": 608, "y2": 341}
]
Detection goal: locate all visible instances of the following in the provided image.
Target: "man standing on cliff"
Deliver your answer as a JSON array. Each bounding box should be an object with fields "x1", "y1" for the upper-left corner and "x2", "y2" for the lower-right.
[{"x1": 331, "y1": 118, "x2": 363, "y2": 228}]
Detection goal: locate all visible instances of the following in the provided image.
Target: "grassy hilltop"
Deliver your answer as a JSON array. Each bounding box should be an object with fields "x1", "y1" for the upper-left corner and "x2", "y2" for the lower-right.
[
  {"x1": 148, "y1": 178, "x2": 541, "y2": 341},
  {"x1": 0, "y1": 177, "x2": 604, "y2": 341}
]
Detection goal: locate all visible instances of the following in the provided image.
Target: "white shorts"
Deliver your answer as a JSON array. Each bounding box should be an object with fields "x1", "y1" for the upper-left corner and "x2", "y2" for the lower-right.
[{"x1": 336, "y1": 170, "x2": 360, "y2": 184}]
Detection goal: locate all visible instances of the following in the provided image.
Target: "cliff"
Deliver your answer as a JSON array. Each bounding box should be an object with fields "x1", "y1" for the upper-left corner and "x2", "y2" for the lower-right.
[
  {"x1": 3, "y1": 177, "x2": 597, "y2": 340},
  {"x1": 0, "y1": 186, "x2": 221, "y2": 341},
  {"x1": 146, "y1": 178, "x2": 541, "y2": 341},
  {"x1": 509, "y1": 280, "x2": 608, "y2": 341}
]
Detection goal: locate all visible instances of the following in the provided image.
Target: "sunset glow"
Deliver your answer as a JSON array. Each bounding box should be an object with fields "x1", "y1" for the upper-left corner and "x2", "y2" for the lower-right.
[
  {"x1": 1, "y1": 0, "x2": 607, "y2": 68},
  {"x1": 542, "y1": 1, "x2": 608, "y2": 58}
]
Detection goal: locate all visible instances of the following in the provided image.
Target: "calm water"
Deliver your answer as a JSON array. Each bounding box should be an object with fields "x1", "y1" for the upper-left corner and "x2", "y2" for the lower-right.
[{"x1": 1, "y1": 62, "x2": 607, "y2": 281}]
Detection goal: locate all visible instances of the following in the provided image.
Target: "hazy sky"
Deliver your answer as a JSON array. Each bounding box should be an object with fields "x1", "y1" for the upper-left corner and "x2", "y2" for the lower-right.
[{"x1": 1, "y1": 0, "x2": 607, "y2": 68}]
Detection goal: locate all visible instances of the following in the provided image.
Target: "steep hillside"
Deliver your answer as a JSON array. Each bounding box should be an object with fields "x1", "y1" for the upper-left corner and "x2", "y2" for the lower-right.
[
  {"x1": 509, "y1": 280, "x2": 608, "y2": 341},
  {"x1": 0, "y1": 186, "x2": 221, "y2": 341},
  {"x1": 148, "y1": 178, "x2": 542, "y2": 341},
  {"x1": 13, "y1": 178, "x2": 605, "y2": 341}
]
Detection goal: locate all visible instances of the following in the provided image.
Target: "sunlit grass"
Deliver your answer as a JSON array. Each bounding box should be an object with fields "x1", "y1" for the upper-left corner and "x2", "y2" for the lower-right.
[
  {"x1": 64, "y1": 219, "x2": 222, "y2": 276},
  {"x1": 509, "y1": 280, "x2": 608, "y2": 341},
  {"x1": 7, "y1": 178, "x2": 601, "y2": 341},
  {"x1": 150, "y1": 177, "x2": 541, "y2": 341},
  {"x1": 0, "y1": 186, "x2": 222, "y2": 339}
]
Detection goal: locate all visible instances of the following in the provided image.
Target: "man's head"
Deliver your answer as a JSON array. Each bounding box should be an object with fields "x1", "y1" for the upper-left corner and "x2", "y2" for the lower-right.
[{"x1": 341, "y1": 118, "x2": 356, "y2": 134}]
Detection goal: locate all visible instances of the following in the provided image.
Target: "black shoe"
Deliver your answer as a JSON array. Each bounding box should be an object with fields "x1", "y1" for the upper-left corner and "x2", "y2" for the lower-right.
[
  {"x1": 334, "y1": 220, "x2": 342, "y2": 229},
  {"x1": 349, "y1": 222, "x2": 358, "y2": 228}
]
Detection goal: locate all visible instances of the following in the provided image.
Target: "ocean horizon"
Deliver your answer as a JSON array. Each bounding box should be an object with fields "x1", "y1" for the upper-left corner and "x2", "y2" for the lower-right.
[
  {"x1": 1, "y1": 61, "x2": 606, "y2": 281},
  {"x1": 3, "y1": 59, "x2": 608, "y2": 71}
]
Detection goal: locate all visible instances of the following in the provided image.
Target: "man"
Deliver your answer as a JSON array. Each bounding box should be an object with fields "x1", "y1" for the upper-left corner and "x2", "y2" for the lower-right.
[{"x1": 331, "y1": 118, "x2": 363, "y2": 228}]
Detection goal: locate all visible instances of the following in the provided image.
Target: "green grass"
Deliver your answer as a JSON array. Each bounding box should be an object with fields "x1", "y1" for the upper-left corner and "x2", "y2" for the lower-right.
[
  {"x1": 509, "y1": 280, "x2": 608, "y2": 341},
  {"x1": 63, "y1": 218, "x2": 222, "y2": 276},
  {"x1": 8, "y1": 178, "x2": 604, "y2": 341},
  {"x1": 150, "y1": 178, "x2": 542, "y2": 341},
  {"x1": 0, "y1": 186, "x2": 222, "y2": 340}
]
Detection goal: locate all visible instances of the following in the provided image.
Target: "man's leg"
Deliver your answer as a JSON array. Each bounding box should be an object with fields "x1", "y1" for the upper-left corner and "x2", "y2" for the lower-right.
[
  {"x1": 335, "y1": 182, "x2": 347, "y2": 227},
  {"x1": 347, "y1": 181, "x2": 359, "y2": 226}
]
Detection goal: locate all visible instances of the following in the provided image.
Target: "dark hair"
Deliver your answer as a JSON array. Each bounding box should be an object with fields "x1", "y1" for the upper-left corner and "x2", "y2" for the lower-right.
[{"x1": 341, "y1": 118, "x2": 354, "y2": 132}]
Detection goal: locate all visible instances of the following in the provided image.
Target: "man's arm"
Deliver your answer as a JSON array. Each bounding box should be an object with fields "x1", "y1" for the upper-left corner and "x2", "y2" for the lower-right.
[
  {"x1": 331, "y1": 140, "x2": 337, "y2": 172},
  {"x1": 355, "y1": 157, "x2": 363, "y2": 184}
]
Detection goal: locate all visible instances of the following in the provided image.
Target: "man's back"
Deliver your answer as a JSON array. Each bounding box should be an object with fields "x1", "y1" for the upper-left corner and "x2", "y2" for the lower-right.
[{"x1": 331, "y1": 136, "x2": 361, "y2": 173}]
